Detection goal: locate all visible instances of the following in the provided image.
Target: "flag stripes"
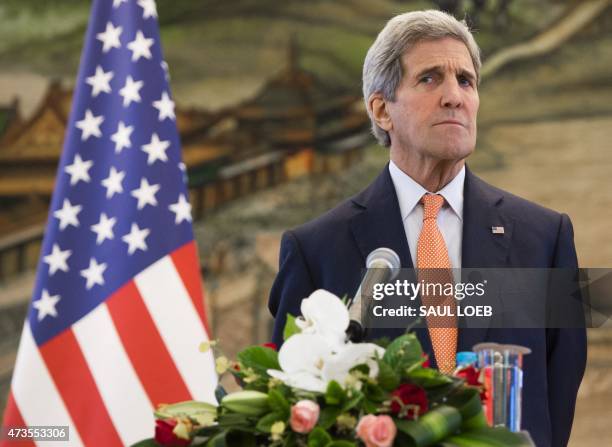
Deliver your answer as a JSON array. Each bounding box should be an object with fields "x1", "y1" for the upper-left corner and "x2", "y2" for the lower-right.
[
  {"x1": 170, "y1": 241, "x2": 211, "y2": 334},
  {"x1": 73, "y1": 304, "x2": 153, "y2": 445},
  {"x1": 106, "y1": 280, "x2": 192, "y2": 407},
  {"x1": 135, "y1": 255, "x2": 217, "y2": 402},
  {"x1": 7, "y1": 244, "x2": 215, "y2": 445},
  {"x1": 9, "y1": 325, "x2": 85, "y2": 447}
]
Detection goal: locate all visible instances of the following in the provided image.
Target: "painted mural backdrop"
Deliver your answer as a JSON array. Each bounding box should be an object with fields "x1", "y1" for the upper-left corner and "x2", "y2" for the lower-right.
[{"x1": 0, "y1": 1, "x2": 611, "y2": 445}]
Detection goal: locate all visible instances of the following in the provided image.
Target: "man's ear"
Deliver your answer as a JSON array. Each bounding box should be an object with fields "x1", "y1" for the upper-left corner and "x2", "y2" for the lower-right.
[{"x1": 368, "y1": 93, "x2": 393, "y2": 132}]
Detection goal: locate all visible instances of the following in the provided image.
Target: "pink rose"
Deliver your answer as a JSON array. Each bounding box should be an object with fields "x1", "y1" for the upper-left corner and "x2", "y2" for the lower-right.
[
  {"x1": 289, "y1": 400, "x2": 320, "y2": 434},
  {"x1": 356, "y1": 415, "x2": 397, "y2": 447}
]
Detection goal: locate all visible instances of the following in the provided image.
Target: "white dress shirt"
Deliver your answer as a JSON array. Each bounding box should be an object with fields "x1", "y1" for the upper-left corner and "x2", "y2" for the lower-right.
[{"x1": 388, "y1": 160, "x2": 465, "y2": 269}]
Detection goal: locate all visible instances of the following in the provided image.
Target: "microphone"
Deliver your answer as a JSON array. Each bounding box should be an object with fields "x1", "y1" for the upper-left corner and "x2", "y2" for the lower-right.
[{"x1": 346, "y1": 247, "x2": 401, "y2": 342}]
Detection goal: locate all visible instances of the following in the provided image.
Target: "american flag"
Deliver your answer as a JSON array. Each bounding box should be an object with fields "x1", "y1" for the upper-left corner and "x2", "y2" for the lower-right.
[{"x1": 1, "y1": 0, "x2": 217, "y2": 445}]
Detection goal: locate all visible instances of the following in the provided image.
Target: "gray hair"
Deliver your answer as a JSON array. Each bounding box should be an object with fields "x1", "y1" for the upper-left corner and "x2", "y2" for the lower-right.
[{"x1": 363, "y1": 10, "x2": 481, "y2": 147}]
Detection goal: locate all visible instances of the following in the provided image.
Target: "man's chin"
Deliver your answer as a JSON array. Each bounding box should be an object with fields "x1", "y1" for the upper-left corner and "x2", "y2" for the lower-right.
[{"x1": 428, "y1": 145, "x2": 474, "y2": 162}]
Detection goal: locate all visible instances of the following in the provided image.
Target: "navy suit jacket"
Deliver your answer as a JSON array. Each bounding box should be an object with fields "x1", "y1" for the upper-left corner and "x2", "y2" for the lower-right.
[{"x1": 268, "y1": 164, "x2": 586, "y2": 447}]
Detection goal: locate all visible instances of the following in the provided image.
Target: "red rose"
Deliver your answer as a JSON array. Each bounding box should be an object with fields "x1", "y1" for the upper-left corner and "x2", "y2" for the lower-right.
[
  {"x1": 262, "y1": 342, "x2": 277, "y2": 351},
  {"x1": 390, "y1": 384, "x2": 428, "y2": 420},
  {"x1": 421, "y1": 353, "x2": 430, "y2": 368},
  {"x1": 454, "y1": 366, "x2": 480, "y2": 386},
  {"x1": 155, "y1": 419, "x2": 190, "y2": 447},
  {"x1": 455, "y1": 366, "x2": 487, "y2": 402}
]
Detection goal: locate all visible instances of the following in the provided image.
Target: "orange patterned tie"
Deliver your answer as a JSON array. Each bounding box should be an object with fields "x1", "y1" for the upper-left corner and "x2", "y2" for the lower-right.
[{"x1": 416, "y1": 193, "x2": 457, "y2": 374}]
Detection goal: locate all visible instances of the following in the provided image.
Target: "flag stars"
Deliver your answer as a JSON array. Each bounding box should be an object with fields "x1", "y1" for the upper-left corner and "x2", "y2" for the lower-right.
[
  {"x1": 86, "y1": 65, "x2": 113, "y2": 97},
  {"x1": 141, "y1": 133, "x2": 170, "y2": 165},
  {"x1": 64, "y1": 154, "x2": 93, "y2": 186},
  {"x1": 53, "y1": 199, "x2": 82, "y2": 230},
  {"x1": 153, "y1": 91, "x2": 175, "y2": 121},
  {"x1": 75, "y1": 109, "x2": 104, "y2": 141},
  {"x1": 131, "y1": 178, "x2": 160, "y2": 209},
  {"x1": 127, "y1": 30, "x2": 154, "y2": 62},
  {"x1": 80, "y1": 258, "x2": 108, "y2": 290},
  {"x1": 43, "y1": 244, "x2": 71, "y2": 275},
  {"x1": 96, "y1": 22, "x2": 122, "y2": 53},
  {"x1": 169, "y1": 194, "x2": 192, "y2": 224},
  {"x1": 110, "y1": 121, "x2": 134, "y2": 153},
  {"x1": 91, "y1": 213, "x2": 117, "y2": 245},
  {"x1": 33, "y1": 290, "x2": 61, "y2": 321},
  {"x1": 122, "y1": 223, "x2": 150, "y2": 255},
  {"x1": 113, "y1": 0, "x2": 127, "y2": 8},
  {"x1": 101, "y1": 166, "x2": 125, "y2": 198},
  {"x1": 138, "y1": 0, "x2": 158, "y2": 19},
  {"x1": 119, "y1": 76, "x2": 144, "y2": 107}
]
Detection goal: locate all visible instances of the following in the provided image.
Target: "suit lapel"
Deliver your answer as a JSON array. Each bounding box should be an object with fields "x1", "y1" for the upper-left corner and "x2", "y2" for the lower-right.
[
  {"x1": 349, "y1": 164, "x2": 413, "y2": 270},
  {"x1": 348, "y1": 164, "x2": 433, "y2": 356},
  {"x1": 459, "y1": 166, "x2": 514, "y2": 352}
]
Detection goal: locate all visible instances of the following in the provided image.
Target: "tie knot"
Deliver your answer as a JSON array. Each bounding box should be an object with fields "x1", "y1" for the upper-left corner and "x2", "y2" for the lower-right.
[{"x1": 421, "y1": 194, "x2": 445, "y2": 220}]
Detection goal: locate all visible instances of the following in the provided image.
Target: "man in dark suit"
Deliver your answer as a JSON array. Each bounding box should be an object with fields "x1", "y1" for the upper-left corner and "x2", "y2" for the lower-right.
[{"x1": 268, "y1": 10, "x2": 586, "y2": 447}]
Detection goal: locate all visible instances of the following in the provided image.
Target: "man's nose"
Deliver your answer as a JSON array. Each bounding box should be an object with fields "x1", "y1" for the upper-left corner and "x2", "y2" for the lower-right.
[{"x1": 440, "y1": 79, "x2": 462, "y2": 108}]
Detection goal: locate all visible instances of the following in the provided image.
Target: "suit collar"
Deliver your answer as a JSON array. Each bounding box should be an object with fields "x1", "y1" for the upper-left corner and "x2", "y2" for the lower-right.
[
  {"x1": 349, "y1": 162, "x2": 413, "y2": 270},
  {"x1": 462, "y1": 165, "x2": 513, "y2": 268},
  {"x1": 388, "y1": 160, "x2": 465, "y2": 222}
]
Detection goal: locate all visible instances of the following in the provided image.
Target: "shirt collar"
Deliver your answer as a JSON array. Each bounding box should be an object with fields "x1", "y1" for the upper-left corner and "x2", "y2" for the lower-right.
[{"x1": 388, "y1": 160, "x2": 465, "y2": 221}]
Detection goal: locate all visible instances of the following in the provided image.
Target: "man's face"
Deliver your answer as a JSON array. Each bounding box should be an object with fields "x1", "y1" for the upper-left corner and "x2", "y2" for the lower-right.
[{"x1": 384, "y1": 37, "x2": 479, "y2": 161}]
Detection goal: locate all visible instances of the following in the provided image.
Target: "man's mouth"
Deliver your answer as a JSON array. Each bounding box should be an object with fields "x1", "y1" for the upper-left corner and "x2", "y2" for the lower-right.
[{"x1": 434, "y1": 120, "x2": 465, "y2": 127}]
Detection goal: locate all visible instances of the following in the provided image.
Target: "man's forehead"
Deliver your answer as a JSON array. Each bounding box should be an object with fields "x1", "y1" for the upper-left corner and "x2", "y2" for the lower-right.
[{"x1": 401, "y1": 38, "x2": 475, "y2": 75}]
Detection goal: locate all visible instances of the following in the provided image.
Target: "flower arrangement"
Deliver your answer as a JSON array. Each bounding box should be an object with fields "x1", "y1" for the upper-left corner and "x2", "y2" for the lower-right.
[{"x1": 134, "y1": 290, "x2": 531, "y2": 447}]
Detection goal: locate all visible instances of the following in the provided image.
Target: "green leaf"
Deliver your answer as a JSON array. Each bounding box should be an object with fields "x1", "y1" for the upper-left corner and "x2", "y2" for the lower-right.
[
  {"x1": 361, "y1": 398, "x2": 379, "y2": 414},
  {"x1": 406, "y1": 368, "x2": 453, "y2": 388},
  {"x1": 268, "y1": 389, "x2": 291, "y2": 419},
  {"x1": 194, "y1": 424, "x2": 223, "y2": 438},
  {"x1": 237, "y1": 346, "x2": 280, "y2": 374},
  {"x1": 318, "y1": 406, "x2": 342, "y2": 429},
  {"x1": 396, "y1": 405, "x2": 461, "y2": 446},
  {"x1": 377, "y1": 359, "x2": 400, "y2": 391},
  {"x1": 283, "y1": 314, "x2": 301, "y2": 341},
  {"x1": 362, "y1": 382, "x2": 386, "y2": 403},
  {"x1": 382, "y1": 333, "x2": 423, "y2": 372},
  {"x1": 129, "y1": 440, "x2": 158, "y2": 447},
  {"x1": 340, "y1": 391, "x2": 364, "y2": 412},
  {"x1": 206, "y1": 431, "x2": 228, "y2": 447},
  {"x1": 461, "y1": 411, "x2": 488, "y2": 430},
  {"x1": 307, "y1": 427, "x2": 332, "y2": 447},
  {"x1": 446, "y1": 427, "x2": 533, "y2": 446},
  {"x1": 423, "y1": 376, "x2": 465, "y2": 404},
  {"x1": 216, "y1": 412, "x2": 256, "y2": 429},
  {"x1": 256, "y1": 412, "x2": 286, "y2": 433},
  {"x1": 325, "y1": 381, "x2": 346, "y2": 406},
  {"x1": 327, "y1": 441, "x2": 357, "y2": 447},
  {"x1": 445, "y1": 387, "x2": 483, "y2": 421}
]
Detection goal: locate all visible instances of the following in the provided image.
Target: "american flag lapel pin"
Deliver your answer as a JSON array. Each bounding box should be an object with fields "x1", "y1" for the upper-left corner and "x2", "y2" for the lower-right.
[{"x1": 491, "y1": 226, "x2": 505, "y2": 234}]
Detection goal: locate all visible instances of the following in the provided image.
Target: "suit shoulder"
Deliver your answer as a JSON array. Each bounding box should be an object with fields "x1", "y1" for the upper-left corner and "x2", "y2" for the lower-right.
[
  {"x1": 474, "y1": 175, "x2": 566, "y2": 223},
  {"x1": 289, "y1": 196, "x2": 361, "y2": 243}
]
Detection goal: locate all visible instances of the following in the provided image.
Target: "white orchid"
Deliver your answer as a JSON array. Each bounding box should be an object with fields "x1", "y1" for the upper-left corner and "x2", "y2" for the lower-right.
[
  {"x1": 295, "y1": 289, "x2": 349, "y2": 348},
  {"x1": 268, "y1": 289, "x2": 385, "y2": 393}
]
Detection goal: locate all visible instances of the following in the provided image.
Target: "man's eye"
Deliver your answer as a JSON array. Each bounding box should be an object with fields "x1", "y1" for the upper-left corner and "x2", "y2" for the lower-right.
[
  {"x1": 419, "y1": 75, "x2": 433, "y2": 84},
  {"x1": 458, "y1": 76, "x2": 472, "y2": 87}
]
